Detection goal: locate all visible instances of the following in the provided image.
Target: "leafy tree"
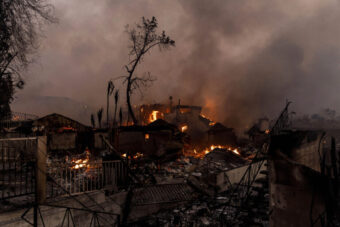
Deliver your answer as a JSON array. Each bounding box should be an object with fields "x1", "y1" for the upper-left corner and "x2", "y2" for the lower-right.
[{"x1": 123, "y1": 17, "x2": 174, "y2": 125}]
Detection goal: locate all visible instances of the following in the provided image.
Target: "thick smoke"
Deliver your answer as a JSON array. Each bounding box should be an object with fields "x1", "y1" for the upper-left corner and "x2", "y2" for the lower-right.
[{"x1": 13, "y1": 0, "x2": 340, "y2": 132}]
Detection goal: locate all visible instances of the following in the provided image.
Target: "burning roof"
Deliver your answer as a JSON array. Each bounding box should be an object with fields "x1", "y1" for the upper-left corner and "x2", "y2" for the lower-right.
[
  {"x1": 208, "y1": 123, "x2": 234, "y2": 133},
  {"x1": 119, "y1": 119, "x2": 178, "y2": 132},
  {"x1": 204, "y1": 148, "x2": 247, "y2": 168}
]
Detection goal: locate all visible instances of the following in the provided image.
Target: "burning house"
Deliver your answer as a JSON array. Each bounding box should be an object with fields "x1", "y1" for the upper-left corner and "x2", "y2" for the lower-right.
[
  {"x1": 138, "y1": 98, "x2": 236, "y2": 153},
  {"x1": 207, "y1": 123, "x2": 237, "y2": 147},
  {"x1": 118, "y1": 119, "x2": 182, "y2": 160},
  {"x1": 32, "y1": 113, "x2": 93, "y2": 154}
]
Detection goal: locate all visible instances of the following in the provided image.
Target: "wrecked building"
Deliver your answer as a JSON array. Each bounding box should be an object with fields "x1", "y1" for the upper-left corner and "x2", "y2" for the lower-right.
[
  {"x1": 268, "y1": 130, "x2": 340, "y2": 226},
  {"x1": 118, "y1": 119, "x2": 182, "y2": 160},
  {"x1": 207, "y1": 123, "x2": 237, "y2": 147}
]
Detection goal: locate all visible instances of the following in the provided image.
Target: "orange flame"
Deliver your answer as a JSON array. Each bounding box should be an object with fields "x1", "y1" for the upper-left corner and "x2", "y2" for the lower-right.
[
  {"x1": 149, "y1": 110, "x2": 161, "y2": 123},
  {"x1": 70, "y1": 149, "x2": 90, "y2": 169}
]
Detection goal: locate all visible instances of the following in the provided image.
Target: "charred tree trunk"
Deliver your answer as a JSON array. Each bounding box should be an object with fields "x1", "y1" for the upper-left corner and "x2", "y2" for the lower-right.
[
  {"x1": 126, "y1": 79, "x2": 137, "y2": 125},
  {"x1": 107, "y1": 93, "x2": 109, "y2": 127}
]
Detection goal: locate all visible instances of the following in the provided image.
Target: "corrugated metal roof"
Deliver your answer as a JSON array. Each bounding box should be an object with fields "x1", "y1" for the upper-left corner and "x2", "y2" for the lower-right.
[{"x1": 132, "y1": 183, "x2": 195, "y2": 205}]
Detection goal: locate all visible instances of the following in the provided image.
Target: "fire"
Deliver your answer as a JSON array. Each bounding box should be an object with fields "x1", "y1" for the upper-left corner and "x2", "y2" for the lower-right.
[
  {"x1": 200, "y1": 114, "x2": 215, "y2": 126},
  {"x1": 133, "y1": 152, "x2": 144, "y2": 159},
  {"x1": 145, "y1": 133, "x2": 150, "y2": 140},
  {"x1": 181, "y1": 125, "x2": 188, "y2": 132},
  {"x1": 71, "y1": 158, "x2": 89, "y2": 169},
  {"x1": 121, "y1": 152, "x2": 144, "y2": 159},
  {"x1": 185, "y1": 145, "x2": 241, "y2": 159},
  {"x1": 58, "y1": 126, "x2": 76, "y2": 133},
  {"x1": 149, "y1": 110, "x2": 162, "y2": 123},
  {"x1": 265, "y1": 129, "x2": 270, "y2": 134},
  {"x1": 70, "y1": 149, "x2": 90, "y2": 169}
]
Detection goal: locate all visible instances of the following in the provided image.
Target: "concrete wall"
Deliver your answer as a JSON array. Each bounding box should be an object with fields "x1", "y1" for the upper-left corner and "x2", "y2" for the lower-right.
[
  {"x1": 269, "y1": 156, "x2": 327, "y2": 227},
  {"x1": 225, "y1": 160, "x2": 267, "y2": 185},
  {"x1": 291, "y1": 133, "x2": 323, "y2": 172},
  {"x1": 268, "y1": 131, "x2": 328, "y2": 227}
]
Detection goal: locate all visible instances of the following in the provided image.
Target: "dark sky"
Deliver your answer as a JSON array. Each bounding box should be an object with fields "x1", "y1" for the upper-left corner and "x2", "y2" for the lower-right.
[{"x1": 14, "y1": 0, "x2": 340, "y2": 130}]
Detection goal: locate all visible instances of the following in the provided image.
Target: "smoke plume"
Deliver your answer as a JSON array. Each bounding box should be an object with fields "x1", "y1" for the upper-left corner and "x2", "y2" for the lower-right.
[{"x1": 13, "y1": 0, "x2": 340, "y2": 132}]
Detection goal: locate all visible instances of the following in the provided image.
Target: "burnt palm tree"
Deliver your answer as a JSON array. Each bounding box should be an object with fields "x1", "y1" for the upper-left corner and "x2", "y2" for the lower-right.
[
  {"x1": 106, "y1": 81, "x2": 114, "y2": 127},
  {"x1": 97, "y1": 108, "x2": 103, "y2": 128},
  {"x1": 113, "y1": 90, "x2": 119, "y2": 126},
  {"x1": 91, "y1": 114, "x2": 95, "y2": 128},
  {"x1": 119, "y1": 107, "x2": 123, "y2": 126}
]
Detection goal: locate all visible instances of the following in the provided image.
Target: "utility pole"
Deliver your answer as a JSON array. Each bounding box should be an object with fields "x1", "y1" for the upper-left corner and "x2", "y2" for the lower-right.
[{"x1": 34, "y1": 136, "x2": 47, "y2": 226}]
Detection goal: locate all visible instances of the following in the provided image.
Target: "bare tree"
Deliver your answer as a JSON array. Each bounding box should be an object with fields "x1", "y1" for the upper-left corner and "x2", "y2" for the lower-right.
[
  {"x1": 0, "y1": 0, "x2": 56, "y2": 120},
  {"x1": 106, "y1": 80, "x2": 114, "y2": 127},
  {"x1": 97, "y1": 108, "x2": 103, "y2": 128},
  {"x1": 123, "y1": 16, "x2": 175, "y2": 125}
]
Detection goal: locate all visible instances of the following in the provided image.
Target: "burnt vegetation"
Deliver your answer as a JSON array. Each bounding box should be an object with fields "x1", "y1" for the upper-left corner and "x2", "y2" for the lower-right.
[
  {"x1": 0, "y1": 0, "x2": 56, "y2": 120},
  {"x1": 121, "y1": 16, "x2": 175, "y2": 125}
]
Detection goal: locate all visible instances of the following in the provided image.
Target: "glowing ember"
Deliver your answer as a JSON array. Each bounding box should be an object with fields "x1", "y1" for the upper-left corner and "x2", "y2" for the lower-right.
[
  {"x1": 121, "y1": 152, "x2": 144, "y2": 159},
  {"x1": 181, "y1": 125, "x2": 188, "y2": 132},
  {"x1": 133, "y1": 152, "x2": 144, "y2": 159},
  {"x1": 71, "y1": 158, "x2": 89, "y2": 169},
  {"x1": 145, "y1": 133, "x2": 150, "y2": 140},
  {"x1": 265, "y1": 129, "x2": 270, "y2": 134},
  {"x1": 70, "y1": 149, "x2": 90, "y2": 169},
  {"x1": 232, "y1": 148, "x2": 240, "y2": 155}
]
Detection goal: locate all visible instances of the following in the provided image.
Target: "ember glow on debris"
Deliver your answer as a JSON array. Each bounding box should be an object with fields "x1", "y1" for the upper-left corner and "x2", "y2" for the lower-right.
[
  {"x1": 185, "y1": 145, "x2": 241, "y2": 159},
  {"x1": 181, "y1": 125, "x2": 188, "y2": 132},
  {"x1": 71, "y1": 158, "x2": 88, "y2": 169},
  {"x1": 265, "y1": 129, "x2": 270, "y2": 134},
  {"x1": 133, "y1": 152, "x2": 144, "y2": 159},
  {"x1": 121, "y1": 152, "x2": 144, "y2": 160},
  {"x1": 71, "y1": 149, "x2": 90, "y2": 169},
  {"x1": 145, "y1": 133, "x2": 150, "y2": 140}
]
